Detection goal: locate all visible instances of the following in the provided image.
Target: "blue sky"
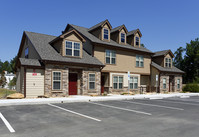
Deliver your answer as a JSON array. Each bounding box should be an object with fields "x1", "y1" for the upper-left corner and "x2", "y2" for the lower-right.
[{"x1": 0, "y1": 0, "x2": 199, "y2": 62}]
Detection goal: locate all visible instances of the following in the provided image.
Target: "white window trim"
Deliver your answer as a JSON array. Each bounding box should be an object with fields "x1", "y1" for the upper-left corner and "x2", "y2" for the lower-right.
[
  {"x1": 89, "y1": 73, "x2": 95, "y2": 90},
  {"x1": 113, "y1": 76, "x2": 123, "y2": 89},
  {"x1": 136, "y1": 55, "x2": 144, "y2": 67},
  {"x1": 130, "y1": 77, "x2": 138, "y2": 89},
  {"x1": 103, "y1": 28, "x2": 109, "y2": 40},
  {"x1": 65, "y1": 40, "x2": 80, "y2": 57},
  {"x1": 135, "y1": 36, "x2": 139, "y2": 46},
  {"x1": 52, "y1": 71, "x2": 62, "y2": 90},
  {"x1": 163, "y1": 78, "x2": 167, "y2": 89},
  {"x1": 177, "y1": 79, "x2": 180, "y2": 89},
  {"x1": 120, "y1": 33, "x2": 125, "y2": 43},
  {"x1": 165, "y1": 58, "x2": 172, "y2": 68},
  {"x1": 105, "y1": 50, "x2": 116, "y2": 64}
]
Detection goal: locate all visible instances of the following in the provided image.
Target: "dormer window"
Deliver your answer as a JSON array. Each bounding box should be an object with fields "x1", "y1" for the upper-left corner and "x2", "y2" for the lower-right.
[
  {"x1": 66, "y1": 41, "x2": 80, "y2": 57},
  {"x1": 165, "y1": 58, "x2": 171, "y2": 68},
  {"x1": 136, "y1": 37, "x2": 139, "y2": 46},
  {"x1": 103, "y1": 28, "x2": 109, "y2": 40},
  {"x1": 25, "y1": 47, "x2": 29, "y2": 58},
  {"x1": 121, "y1": 33, "x2": 125, "y2": 43}
]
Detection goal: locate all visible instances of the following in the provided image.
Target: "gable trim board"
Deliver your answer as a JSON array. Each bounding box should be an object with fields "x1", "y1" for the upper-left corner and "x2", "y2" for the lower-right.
[{"x1": 16, "y1": 20, "x2": 184, "y2": 97}]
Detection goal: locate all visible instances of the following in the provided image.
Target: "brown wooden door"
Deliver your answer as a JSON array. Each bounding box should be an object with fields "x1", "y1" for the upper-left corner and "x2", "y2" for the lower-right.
[
  {"x1": 101, "y1": 76, "x2": 105, "y2": 94},
  {"x1": 69, "y1": 73, "x2": 78, "y2": 95}
]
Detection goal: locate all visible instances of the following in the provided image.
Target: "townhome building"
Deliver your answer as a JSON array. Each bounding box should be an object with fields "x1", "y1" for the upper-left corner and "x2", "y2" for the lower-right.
[{"x1": 15, "y1": 19, "x2": 184, "y2": 98}]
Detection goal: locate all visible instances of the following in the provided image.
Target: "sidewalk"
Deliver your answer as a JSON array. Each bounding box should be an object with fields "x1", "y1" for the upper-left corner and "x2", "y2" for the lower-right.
[{"x1": 0, "y1": 93, "x2": 199, "y2": 106}]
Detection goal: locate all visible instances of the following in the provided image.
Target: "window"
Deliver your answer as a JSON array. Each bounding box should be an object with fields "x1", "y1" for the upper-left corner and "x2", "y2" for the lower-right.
[
  {"x1": 177, "y1": 79, "x2": 180, "y2": 89},
  {"x1": 136, "y1": 37, "x2": 139, "y2": 46},
  {"x1": 65, "y1": 41, "x2": 80, "y2": 57},
  {"x1": 103, "y1": 28, "x2": 109, "y2": 40},
  {"x1": 105, "y1": 50, "x2": 116, "y2": 64},
  {"x1": 165, "y1": 58, "x2": 172, "y2": 68},
  {"x1": 130, "y1": 77, "x2": 138, "y2": 89},
  {"x1": 53, "y1": 71, "x2": 61, "y2": 90},
  {"x1": 121, "y1": 33, "x2": 125, "y2": 43},
  {"x1": 136, "y1": 55, "x2": 144, "y2": 67},
  {"x1": 113, "y1": 76, "x2": 123, "y2": 89},
  {"x1": 25, "y1": 47, "x2": 29, "y2": 58},
  {"x1": 89, "y1": 74, "x2": 95, "y2": 89},
  {"x1": 163, "y1": 78, "x2": 166, "y2": 89}
]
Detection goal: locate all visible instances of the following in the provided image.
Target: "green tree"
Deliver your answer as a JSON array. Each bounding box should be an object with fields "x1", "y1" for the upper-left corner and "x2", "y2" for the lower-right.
[
  {"x1": 174, "y1": 47, "x2": 185, "y2": 70},
  {"x1": 0, "y1": 60, "x2": 3, "y2": 73},
  {"x1": 183, "y1": 38, "x2": 199, "y2": 83},
  {"x1": 8, "y1": 77, "x2": 16, "y2": 88},
  {"x1": 0, "y1": 71, "x2": 7, "y2": 88},
  {"x1": 10, "y1": 56, "x2": 17, "y2": 73},
  {"x1": 1, "y1": 61, "x2": 11, "y2": 73}
]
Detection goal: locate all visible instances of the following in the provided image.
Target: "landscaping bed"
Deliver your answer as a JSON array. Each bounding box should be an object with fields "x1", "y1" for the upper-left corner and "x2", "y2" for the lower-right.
[{"x1": 0, "y1": 88, "x2": 16, "y2": 98}]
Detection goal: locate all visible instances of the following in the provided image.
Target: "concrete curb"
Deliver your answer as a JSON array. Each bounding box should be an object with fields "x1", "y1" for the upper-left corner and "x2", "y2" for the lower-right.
[{"x1": 0, "y1": 93, "x2": 199, "y2": 106}]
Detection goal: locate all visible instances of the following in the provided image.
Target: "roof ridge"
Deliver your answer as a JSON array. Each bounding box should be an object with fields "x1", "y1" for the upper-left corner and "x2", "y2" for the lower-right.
[
  {"x1": 154, "y1": 49, "x2": 170, "y2": 53},
  {"x1": 24, "y1": 31, "x2": 57, "y2": 37}
]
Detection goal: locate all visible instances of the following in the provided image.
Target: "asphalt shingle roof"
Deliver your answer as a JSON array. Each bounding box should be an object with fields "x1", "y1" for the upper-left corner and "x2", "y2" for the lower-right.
[
  {"x1": 19, "y1": 58, "x2": 42, "y2": 67},
  {"x1": 88, "y1": 19, "x2": 107, "y2": 32},
  {"x1": 153, "y1": 50, "x2": 170, "y2": 57},
  {"x1": 25, "y1": 31, "x2": 104, "y2": 66},
  {"x1": 70, "y1": 24, "x2": 153, "y2": 54},
  {"x1": 151, "y1": 61, "x2": 184, "y2": 74},
  {"x1": 110, "y1": 25, "x2": 123, "y2": 33},
  {"x1": 127, "y1": 30, "x2": 137, "y2": 36}
]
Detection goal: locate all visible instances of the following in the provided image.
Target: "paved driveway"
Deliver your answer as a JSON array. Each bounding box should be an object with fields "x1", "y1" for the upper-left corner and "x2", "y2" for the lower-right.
[{"x1": 1, "y1": 96, "x2": 199, "y2": 137}]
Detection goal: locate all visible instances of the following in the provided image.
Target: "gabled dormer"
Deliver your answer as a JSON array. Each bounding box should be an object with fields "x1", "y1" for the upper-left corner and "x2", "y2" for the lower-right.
[
  {"x1": 127, "y1": 29, "x2": 142, "y2": 47},
  {"x1": 152, "y1": 50, "x2": 174, "y2": 68},
  {"x1": 88, "y1": 19, "x2": 112, "y2": 42},
  {"x1": 110, "y1": 25, "x2": 128, "y2": 45},
  {"x1": 50, "y1": 29, "x2": 86, "y2": 58}
]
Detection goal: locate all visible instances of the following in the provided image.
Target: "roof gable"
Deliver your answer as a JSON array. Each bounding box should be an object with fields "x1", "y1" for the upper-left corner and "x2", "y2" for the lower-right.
[
  {"x1": 50, "y1": 29, "x2": 86, "y2": 44},
  {"x1": 153, "y1": 50, "x2": 174, "y2": 58},
  {"x1": 88, "y1": 19, "x2": 112, "y2": 32},
  {"x1": 111, "y1": 24, "x2": 128, "y2": 34},
  {"x1": 127, "y1": 29, "x2": 142, "y2": 37}
]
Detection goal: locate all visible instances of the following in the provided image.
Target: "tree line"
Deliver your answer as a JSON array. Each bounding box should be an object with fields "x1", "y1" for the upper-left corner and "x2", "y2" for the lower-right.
[
  {"x1": 174, "y1": 38, "x2": 199, "y2": 84},
  {"x1": 0, "y1": 56, "x2": 17, "y2": 88}
]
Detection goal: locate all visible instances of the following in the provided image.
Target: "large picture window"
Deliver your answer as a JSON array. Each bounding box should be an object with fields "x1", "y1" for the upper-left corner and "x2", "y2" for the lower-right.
[
  {"x1": 103, "y1": 28, "x2": 109, "y2": 40},
  {"x1": 113, "y1": 76, "x2": 123, "y2": 89},
  {"x1": 136, "y1": 55, "x2": 144, "y2": 67},
  {"x1": 89, "y1": 74, "x2": 95, "y2": 89},
  {"x1": 53, "y1": 71, "x2": 61, "y2": 90},
  {"x1": 165, "y1": 58, "x2": 171, "y2": 68},
  {"x1": 130, "y1": 77, "x2": 138, "y2": 89},
  {"x1": 163, "y1": 78, "x2": 166, "y2": 89},
  {"x1": 105, "y1": 50, "x2": 116, "y2": 64},
  {"x1": 121, "y1": 33, "x2": 125, "y2": 43},
  {"x1": 65, "y1": 41, "x2": 80, "y2": 57}
]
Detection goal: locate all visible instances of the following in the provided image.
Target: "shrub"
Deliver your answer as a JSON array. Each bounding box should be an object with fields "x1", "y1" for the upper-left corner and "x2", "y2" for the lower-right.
[{"x1": 183, "y1": 83, "x2": 199, "y2": 93}]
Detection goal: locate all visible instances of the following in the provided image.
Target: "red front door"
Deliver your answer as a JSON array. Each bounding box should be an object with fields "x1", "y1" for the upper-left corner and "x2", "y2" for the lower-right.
[
  {"x1": 101, "y1": 76, "x2": 105, "y2": 94},
  {"x1": 69, "y1": 73, "x2": 78, "y2": 95}
]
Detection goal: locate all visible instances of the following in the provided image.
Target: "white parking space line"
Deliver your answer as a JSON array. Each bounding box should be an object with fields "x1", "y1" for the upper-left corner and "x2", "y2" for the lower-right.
[
  {"x1": 168, "y1": 98, "x2": 199, "y2": 103},
  {"x1": 121, "y1": 100, "x2": 184, "y2": 110},
  {"x1": 0, "y1": 112, "x2": 15, "y2": 133},
  {"x1": 154, "y1": 99, "x2": 199, "y2": 106},
  {"x1": 88, "y1": 102, "x2": 152, "y2": 116},
  {"x1": 48, "y1": 103, "x2": 101, "y2": 122}
]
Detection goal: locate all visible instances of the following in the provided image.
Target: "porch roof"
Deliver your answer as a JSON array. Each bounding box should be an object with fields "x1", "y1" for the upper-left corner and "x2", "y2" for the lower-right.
[{"x1": 151, "y1": 61, "x2": 184, "y2": 74}]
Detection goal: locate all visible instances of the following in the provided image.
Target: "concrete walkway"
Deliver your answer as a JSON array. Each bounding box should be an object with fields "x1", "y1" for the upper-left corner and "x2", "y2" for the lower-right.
[{"x1": 0, "y1": 93, "x2": 199, "y2": 106}]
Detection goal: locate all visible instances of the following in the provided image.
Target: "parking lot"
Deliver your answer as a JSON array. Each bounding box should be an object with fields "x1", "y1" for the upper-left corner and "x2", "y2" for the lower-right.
[{"x1": 1, "y1": 96, "x2": 199, "y2": 137}]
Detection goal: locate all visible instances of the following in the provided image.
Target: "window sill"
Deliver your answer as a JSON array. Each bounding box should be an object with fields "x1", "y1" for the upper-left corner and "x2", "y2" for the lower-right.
[
  {"x1": 51, "y1": 91, "x2": 63, "y2": 93},
  {"x1": 64, "y1": 55, "x2": 82, "y2": 58},
  {"x1": 135, "y1": 66, "x2": 144, "y2": 68}
]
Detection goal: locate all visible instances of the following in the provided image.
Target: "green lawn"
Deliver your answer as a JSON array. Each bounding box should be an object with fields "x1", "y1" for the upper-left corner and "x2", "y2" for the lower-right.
[{"x1": 0, "y1": 88, "x2": 16, "y2": 98}]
